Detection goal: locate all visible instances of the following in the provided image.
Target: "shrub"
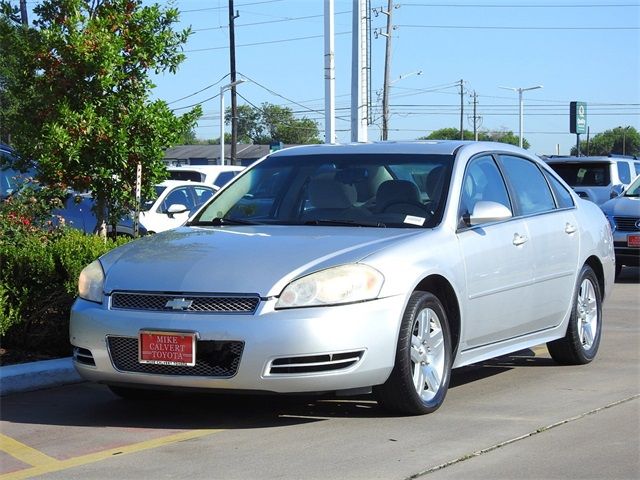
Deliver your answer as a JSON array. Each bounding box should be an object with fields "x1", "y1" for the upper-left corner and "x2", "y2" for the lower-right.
[{"x1": 0, "y1": 194, "x2": 128, "y2": 358}]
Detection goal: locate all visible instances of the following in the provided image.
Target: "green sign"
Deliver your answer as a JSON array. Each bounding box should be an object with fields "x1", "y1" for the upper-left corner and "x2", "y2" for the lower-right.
[{"x1": 570, "y1": 101, "x2": 587, "y2": 134}]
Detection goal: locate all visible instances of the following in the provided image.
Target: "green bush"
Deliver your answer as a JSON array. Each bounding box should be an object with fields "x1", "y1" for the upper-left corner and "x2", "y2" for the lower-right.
[{"x1": 0, "y1": 201, "x2": 128, "y2": 357}]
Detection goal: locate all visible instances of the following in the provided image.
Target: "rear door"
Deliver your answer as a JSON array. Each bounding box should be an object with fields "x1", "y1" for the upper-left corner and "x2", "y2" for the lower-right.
[{"x1": 499, "y1": 155, "x2": 580, "y2": 329}]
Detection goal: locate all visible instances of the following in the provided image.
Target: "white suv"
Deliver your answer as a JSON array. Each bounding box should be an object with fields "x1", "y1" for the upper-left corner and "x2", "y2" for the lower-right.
[
  {"x1": 166, "y1": 165, "x2": 244, "y2": 189},
  {"x1": 544, "y1": 155, "x2": 640, "y2": 205}
]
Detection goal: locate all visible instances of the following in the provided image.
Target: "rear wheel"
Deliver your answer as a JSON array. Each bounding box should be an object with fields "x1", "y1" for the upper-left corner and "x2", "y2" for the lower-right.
[
  {"x1": 375, "y1": 291, "x2": 452, "y2": 415},
  {"x1": 547, "y1": 265, "x2": 602, "y2": 365}
]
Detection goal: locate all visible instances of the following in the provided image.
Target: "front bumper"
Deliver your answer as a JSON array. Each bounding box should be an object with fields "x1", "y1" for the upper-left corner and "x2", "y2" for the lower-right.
[{"x1": 70, "y1": 295, "x2": 405, "y2": 393}]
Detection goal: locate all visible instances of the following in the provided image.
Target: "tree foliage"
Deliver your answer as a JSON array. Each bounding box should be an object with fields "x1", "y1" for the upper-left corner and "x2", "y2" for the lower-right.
[
  {"x1": 570, "y1": 126, "x2": 639, "y2": 157},
  {"x1": 419, "y1": 127, "x2": 530, "y2": 149},
  {"x1": 0, "y1": 0, "x2": 200, "y2": 235},
  {"x1": 226, "y1": 103, "x2": 321, "y2": 145}
]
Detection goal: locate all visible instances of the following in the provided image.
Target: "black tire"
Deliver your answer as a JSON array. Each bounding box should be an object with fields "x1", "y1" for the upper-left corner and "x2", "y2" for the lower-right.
[
  {"x1": 108, "y1": 385, "x2": 159, "y2": 400},
  {"x1": 547, "y1": 265, "x2": 602, "y2": 365},
  {"x1": 375, "y1": 291, "x2": 452, "y2": 415}
]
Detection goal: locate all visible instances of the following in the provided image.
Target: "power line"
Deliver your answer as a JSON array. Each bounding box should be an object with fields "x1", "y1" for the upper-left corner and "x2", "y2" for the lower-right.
[
  {"x1": 180, "y1": 0, "x2": 285, "y2": 14},
  {"x1": 397, "y1": 24, "x2": 639, "y2": 30},
  {"x1": 184, "y1": 31, "x2": 350, "y2": 53},
  {"x1": 166, "y1": 74, "x2": 230, "y2": 105},
  {"x1": 402, "y1": 2, "x2": 639, "y2": 7},
  {"x1": 192, "y1": 11, "x2": 350, "y2": 33}
]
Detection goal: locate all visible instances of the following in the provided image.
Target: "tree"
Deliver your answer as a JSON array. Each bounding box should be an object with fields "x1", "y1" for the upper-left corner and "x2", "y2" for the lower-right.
[
  {"x1": 226, "y1": 103, "x2": 321, "y2": 145},
  {"x1": 418, "y1": 127, "x2": 530, "y2": 149},
  {"x1": 570, "y1": 126, "x2": 640, "y2": 156},
  {"x1": 0, "y1": 0, "x2": 200, "y2": 236}
]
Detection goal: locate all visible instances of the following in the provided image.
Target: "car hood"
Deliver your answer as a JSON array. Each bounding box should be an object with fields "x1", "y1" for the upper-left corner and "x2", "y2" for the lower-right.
[
  {"x1": 101, "y1": 225, "x2": 421, "y2": 297},
  {"x1": 600, "y1": 195, "x2": 640, "y2": 216}
]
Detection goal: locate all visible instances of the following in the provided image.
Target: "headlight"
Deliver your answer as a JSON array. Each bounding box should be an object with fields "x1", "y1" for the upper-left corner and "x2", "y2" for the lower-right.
[
  {"x1": 78, "y1": 260, "x2": 105, "y2": 303},
  {"x1": 606, "y1": 215, "x2": 616, "y2": 232},
  {"x1": 275, "y1": 264, "x2": 384, "y2": 309}
]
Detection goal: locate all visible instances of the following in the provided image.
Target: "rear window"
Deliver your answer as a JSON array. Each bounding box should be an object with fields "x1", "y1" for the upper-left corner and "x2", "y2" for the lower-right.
[
  {"x1": 168, "y1": 170, "x2": 203, "y2": 182},
  {"x1": 548, "y1": 162, "x2": 611, "y2": 187}
]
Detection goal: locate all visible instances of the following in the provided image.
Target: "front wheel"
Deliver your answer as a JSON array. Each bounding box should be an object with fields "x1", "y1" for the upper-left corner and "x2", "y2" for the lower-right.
[
  {"x1": 375, "y1": 291, "x2": 452, "y2": 415},
  {"x1": 547, "y1": 265, "x2": 602, "y2": 365}
]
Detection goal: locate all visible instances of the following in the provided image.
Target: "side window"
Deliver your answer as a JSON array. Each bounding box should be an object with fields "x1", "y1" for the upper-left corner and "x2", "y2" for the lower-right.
[
  {"x1": 543, "y1": 170, "x2": 575, "y2": 209},
  {"x1": 500, "y1": 155, "x2": 556, "y2": 215},
  {"x1": 459, "y1": 155, "x2": 511, "y2": 219},
  {"x1": 162, "y1": 187, "x2": 192, "y2": 212},
  {"x1": 634, "y1": 162, "x2": 640, "y2": 176},
  {"x1": 214, "y1": 171, "x2": 236, "y2": 188},
  {"x1": 193, "y1": 187, "x2": 214, "y2": 207},
  {"x1": 617, "y1": 161, "x2": 631, "y2": 184}
]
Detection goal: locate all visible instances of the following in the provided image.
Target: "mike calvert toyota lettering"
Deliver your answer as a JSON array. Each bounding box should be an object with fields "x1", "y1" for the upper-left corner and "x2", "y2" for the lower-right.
[{"x1": 140, "y1": 333, "x2": 194, "y2": 365}]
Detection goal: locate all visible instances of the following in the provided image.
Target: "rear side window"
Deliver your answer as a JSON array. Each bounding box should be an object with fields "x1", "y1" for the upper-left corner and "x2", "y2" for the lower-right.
[
  {"x1": 617, "y1": 161, "x2": 631, "y2": 184},
  {"x1": 549, "y1": 163, "x2": 611, "y2": 187},
  {"x1": 634, "y1": 162, "x2": 640, "y2": 176},
  {"x1": 543, "y1": 171, "x2": 575, "y2": 209},
  {"x1": 501, "y1": 155, "x2": 556, "y2": 215},
  {"x1": 214, "y1": 171, "x2": 237, "y2": 188}
]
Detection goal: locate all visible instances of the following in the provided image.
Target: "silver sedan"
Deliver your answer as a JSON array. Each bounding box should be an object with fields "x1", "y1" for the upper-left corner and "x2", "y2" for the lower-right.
[{"x1": 71, "y1": 141, "x2": 615, "y2": 415}]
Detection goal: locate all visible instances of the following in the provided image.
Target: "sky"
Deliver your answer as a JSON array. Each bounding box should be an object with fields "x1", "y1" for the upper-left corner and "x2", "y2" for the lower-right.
[{"x1": 146, "y1": 0, "x2": 640, "y2": 155}]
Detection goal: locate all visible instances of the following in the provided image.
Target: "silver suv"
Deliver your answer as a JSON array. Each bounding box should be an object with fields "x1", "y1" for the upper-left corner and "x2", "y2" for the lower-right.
[{"x1": 544, "y1": 155, "x2": 640, "y2": 205}]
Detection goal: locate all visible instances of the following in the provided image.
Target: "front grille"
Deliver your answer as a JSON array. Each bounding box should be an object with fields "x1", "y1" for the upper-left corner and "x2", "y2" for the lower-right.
[
  {"x1": 614, "y1": 216, "x2": 640, "y2": 232},
  {"x1": 110, "y1": 292, "x2": 260, "y2": 314},
  {"x1": 269, "y1": 350, "x2": 365, "y2": 375},
  {"x1": 107, "y1": 336, "x2": 244, "y2": 377}
]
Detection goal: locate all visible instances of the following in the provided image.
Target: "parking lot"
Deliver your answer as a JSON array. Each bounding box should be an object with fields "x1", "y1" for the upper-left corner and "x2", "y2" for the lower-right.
[{"x1": 1, "y1": 269, "x2": 638, "y2": 480}]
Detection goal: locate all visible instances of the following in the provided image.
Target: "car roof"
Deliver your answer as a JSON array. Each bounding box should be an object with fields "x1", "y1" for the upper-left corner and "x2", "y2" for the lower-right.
[
  {"x1": 268, "y1": 140, "x2": 531, "y2": 158},
  {"x1": 158, "y1": 180, "x2": 215, "y2": 188},
  {"x1": 544, "y1": 156, "x2": 623, "y2": 164},
  {"x1": 166, "y1": 165, "x2": 244, "y2": 172}
]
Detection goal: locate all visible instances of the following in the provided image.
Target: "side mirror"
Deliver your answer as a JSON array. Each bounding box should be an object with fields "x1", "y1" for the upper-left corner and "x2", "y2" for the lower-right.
[
  {"x1": 468, "y1": 201, "x2": 512, "y2": 226},
  {"x1": 610, "y1": 185, "x2": 624, "y2": 199},
  {"x1": 166, "y1": 203, "x2": 188, "y2": 218}
]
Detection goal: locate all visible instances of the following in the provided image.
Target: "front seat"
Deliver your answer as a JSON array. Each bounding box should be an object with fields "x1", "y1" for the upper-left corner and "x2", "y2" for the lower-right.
[{"x1": 375, "y1": 180, "x2": 425, "y2": 216}]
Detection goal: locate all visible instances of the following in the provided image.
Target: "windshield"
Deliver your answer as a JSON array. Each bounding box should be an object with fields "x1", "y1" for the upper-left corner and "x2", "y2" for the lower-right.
[
  {"x1": 549, "y1": 162, "x2": 611, "y2": 187},
  {"x1": 190, "y1": 153, "x2": 453, "y2": 228},
  {"x1": 624, "y1": 176, "x2": 640, "y2": 197}
]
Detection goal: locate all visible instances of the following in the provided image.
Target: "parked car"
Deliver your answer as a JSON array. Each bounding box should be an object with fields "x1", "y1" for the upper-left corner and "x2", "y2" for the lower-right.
[
  {"x1": 53, "y1": 192, "x2": 146, "y2": 237},
  {"x1": 71, "y1": 141, "x2": 614, "y2": 415},
  {"x1": 544, "y1": 155, "x2": 640, "y2": 205},
  {"x1": 599, "y1": 174, "x2": 640, "y2": 277},
  {"x1": 166, "y1": 165, "x2": 244, "y2": 189},
  {"x1": 139, "y1": 180, "x2": 216, "y2": 234},
  {"x1": 0, "y1": 144, "x2": 36, "y2": 200}
]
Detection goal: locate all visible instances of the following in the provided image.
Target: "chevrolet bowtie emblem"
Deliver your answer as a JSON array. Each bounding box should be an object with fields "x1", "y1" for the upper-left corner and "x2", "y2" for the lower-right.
[{"x1": 164, "y1": 298, "x2": 193, "y2": 310}]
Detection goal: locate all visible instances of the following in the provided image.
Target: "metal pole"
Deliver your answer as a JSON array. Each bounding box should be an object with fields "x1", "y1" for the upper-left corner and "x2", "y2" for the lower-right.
[
  {"x1": 381, "y1": 0, "x2": 393, "y2": 141},
  {"x1": 518, "y1": 88, "x2": 524, "y2": 148},
  {"x1": 229, "y1": 1, "x2": 239, "y2": 164},
  {"x1": 220, "y1": 87, "x2": 225, "y2": 166},
  {"x1": 351, "y1": 0, "x2": 368, "y2": 142},
  {"x1": 460, "y1": 79, "x2": 464, "y2": 140},
  {"x1": 324, "y1": 0, "x2": 336, "y2": 144}
]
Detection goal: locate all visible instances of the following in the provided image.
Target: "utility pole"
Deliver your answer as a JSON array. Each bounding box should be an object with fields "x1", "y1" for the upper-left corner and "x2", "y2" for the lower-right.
[
  {"x1": 324, "y1": 0, "x2": 336, "y2": 144},
  {"x1": 472, "y1": 91, "x2": 478, "y2": 141},
  {"x1": 351, "y1": 0, "x2": 369, "y2": 142},
  {"x1": 228, "y1": 1, "x2": 239, "y2": 164},
  {"x1": 19, "y1": 0, "x2": 28, "y2": 25},
  {"x1": 459, "y1": 79, "x2": 464, "y2": 140},
  {"x1": 381, "y1": 0, "x2": 393, "y2": 141}
]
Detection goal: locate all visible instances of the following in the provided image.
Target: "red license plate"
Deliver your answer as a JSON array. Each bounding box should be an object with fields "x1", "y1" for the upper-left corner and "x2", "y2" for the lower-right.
[
  {"x1": 628, "y1": 234, "x2": 640, "y2": 248},
  {"x1": 139, "y1": 331, "x2": 196, "y2": 366}
]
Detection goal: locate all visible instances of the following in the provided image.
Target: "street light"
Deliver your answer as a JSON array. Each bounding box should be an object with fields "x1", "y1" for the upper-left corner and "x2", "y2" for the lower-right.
[
  {"x1": 220, "y1": 79, "x2": 245, "y2": 166},
  {"x1": 499, "y1": 84, "x2": 543, "y2": 148}
]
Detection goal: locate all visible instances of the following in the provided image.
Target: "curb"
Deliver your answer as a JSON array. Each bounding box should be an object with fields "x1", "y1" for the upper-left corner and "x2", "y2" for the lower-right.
[{"x1": 0, "y1": 357, "x2": 83, "y2": 396}]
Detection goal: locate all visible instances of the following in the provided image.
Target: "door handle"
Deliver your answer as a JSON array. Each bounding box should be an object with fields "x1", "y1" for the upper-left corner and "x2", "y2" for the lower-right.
[
  {"x1": 513, "y1": 233, "x2": 528, "y2": 246},
  {"x1": 565, "y1": 223, "x2": 577, "y2": 234}
]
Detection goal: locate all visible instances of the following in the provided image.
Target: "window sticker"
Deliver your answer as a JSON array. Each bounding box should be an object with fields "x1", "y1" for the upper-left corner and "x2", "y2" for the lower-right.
[{"x1": 404, "y1": 215, "x2": 426, "y2": 226}]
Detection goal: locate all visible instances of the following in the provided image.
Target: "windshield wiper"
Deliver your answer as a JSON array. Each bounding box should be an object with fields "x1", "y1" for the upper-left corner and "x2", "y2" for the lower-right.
[
  {"x1": 189, "y1": 217, "x2": 260, "y2": 226},
  {"x1": 624, "y1": 193, "x2": 640, "y2": 197},
  {"x1": 304, "y1": 219, "x2": 387, "y2": 228}
]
